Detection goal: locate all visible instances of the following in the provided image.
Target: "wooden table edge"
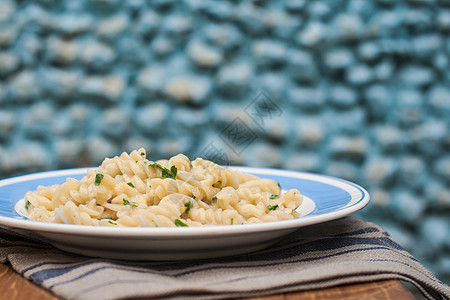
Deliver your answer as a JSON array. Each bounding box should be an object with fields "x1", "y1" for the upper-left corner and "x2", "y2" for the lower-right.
[{"x1": 0, "y1": 263, "x2": 415, "y2": 300}]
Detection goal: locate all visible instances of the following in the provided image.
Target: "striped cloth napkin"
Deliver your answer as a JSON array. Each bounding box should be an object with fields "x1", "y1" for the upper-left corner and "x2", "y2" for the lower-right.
[{"x1": 1, "y1": 217, "x2": 449, "y2": 300}]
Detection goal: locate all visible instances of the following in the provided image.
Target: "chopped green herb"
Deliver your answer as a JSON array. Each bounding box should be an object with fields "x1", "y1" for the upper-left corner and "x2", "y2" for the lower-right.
[
  {"x1": 268, "y1": 205, "x2": 279, "y2": 211},
  {"x1": 175, "y1": 219, "x2": 188, "y2": 227},
  {"x1": 212, "y1": 196, "x2": 217, "y2": 202},
  {"x1": 147, "y1": 162, "x2": 178, "y2": 179},
  {"x1": 161, "y1": 169, "x2": 172, "y2": 178},
  {"x1": 184, "y1": 201, "x2": 193, "y2": 214},
  {"x1": 270, "y1": 194, "x2": 279, "y2": 199},
  {"x1": 101, "y1": 217, "x2": 114, "y2": 220},
  {"x1": 230, "y1": 218, "x2": 234, "y2": 225},
  {"x1": 277, "y1": 182, "x2": 281, "y2": 189},
  {"x1": 127, "y1": 182, "x2": 135, "y2": 188},
  {"x1": 94, "y1": 173, "x2": 104, "y2": 186},
  {"x1": 123, "y1": 199, "x2": 138, "y2": 207},
  {"x1": 147, "y1": 162, "x2": 165, "y2": 170},
  {"x1": 25, "y1": 200, "x2": 31, "y2": 209},
  {"x1": 149, "y1": 184, "x2": 152, "y2": 188},
  {"x1": 140, "y1": 152, "x2": 145, "y2": 156},
  {"x1": 170, "y1": 165, "x2": 177, "y2": 176},
  {"x1": 108, "y1": 220, "x2": 117, "y2": 225}
]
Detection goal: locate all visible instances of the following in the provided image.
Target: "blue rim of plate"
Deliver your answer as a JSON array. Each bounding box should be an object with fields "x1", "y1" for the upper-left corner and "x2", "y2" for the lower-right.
[{"x1": 0, "y1": 167, "x2": 370, "y2": 237}]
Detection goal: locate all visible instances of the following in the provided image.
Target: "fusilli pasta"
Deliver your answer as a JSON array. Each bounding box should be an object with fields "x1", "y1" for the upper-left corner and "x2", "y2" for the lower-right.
[{"x1": 24, "y1": 149, "x2": 304, "y2": 227}]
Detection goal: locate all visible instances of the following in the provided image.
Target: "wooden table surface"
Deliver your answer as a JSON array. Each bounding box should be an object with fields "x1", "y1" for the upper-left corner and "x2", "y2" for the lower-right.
[{"x1": 0, "y1": 262, "x2": 415, "y2": 300}]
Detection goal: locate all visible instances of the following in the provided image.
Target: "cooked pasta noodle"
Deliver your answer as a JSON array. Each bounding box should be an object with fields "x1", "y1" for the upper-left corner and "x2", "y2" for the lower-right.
[{"x1": 24, "y1": 149, "x2": 304, "y2": 227}]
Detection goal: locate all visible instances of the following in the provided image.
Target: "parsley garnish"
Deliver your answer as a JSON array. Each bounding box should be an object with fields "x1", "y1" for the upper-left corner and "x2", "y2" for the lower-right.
[
  {"x1": 167, "y1": 165, "x2": 178, "y2": 178},
  {"x1": 127, "y1": 182, "x2": 135, "y2": 188},
  {"x1": 268, "y1": 205, "x2": 279, "y2": 211},
  {"x1": 25, "y1": 200, "x2": 31, "y2": 209},
  {"x1": 277, "y1": 182, "x2": 281, "y2": 189},
  {"x1": 149, "y1": 184, "x2": 152, "y2": 188},
  {"x1": 184, "y1": 201, "x2": 193, "y2": 214},
  {"x1": 175, "y1": 219, "x2": 188, "y2": 227},
  {"x1": 230, "y1": 218, "x2": 233, "y2": 225},
  {"x1": 94, "y1": 173, "x2": 104, "y2": 186},
  {"x1": 123, "y1": 199, "x2": 138, "y2": 207},
  {"x1": 212, "y1": 196, "x2": 217, "y2": 202},
  {"x1": 140, "y1": 152, "x2": 145, "y2": 156},
  {"x1": 270, "y1": 194, "x2": 278, "y2": 199},
  {"x1": 108, "y1": 220, "x2": 117, "y2": 225},
  {"x1": 147, "y1": 162, "x2": 178, "y2": 178}
]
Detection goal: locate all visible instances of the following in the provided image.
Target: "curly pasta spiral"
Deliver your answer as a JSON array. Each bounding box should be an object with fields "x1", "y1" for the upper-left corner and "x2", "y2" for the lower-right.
[{"x1": 24, "y1": 148, "x2": 304, "y2": 227}]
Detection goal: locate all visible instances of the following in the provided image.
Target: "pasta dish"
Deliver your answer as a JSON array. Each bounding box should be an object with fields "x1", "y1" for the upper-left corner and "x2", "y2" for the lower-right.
[{"x1": 24, "y1": 149, "x2": 303, "y2": 227}]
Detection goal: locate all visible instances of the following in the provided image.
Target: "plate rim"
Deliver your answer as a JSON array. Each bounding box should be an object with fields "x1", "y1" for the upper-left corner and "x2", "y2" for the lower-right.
[{"x1": 0, "y1": 167, "x2": 370, "y2": 237}]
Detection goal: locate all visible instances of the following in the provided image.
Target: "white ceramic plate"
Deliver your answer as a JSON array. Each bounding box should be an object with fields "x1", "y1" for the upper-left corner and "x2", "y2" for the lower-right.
[{"x1": 0, "y1": 167, "x2": 369, "y2": 261}]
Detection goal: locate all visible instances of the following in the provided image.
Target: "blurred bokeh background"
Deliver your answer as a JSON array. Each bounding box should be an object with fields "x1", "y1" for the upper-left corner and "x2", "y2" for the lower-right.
[{"x1": 0, "y1": 0, "x2": 449, "y2": 283}]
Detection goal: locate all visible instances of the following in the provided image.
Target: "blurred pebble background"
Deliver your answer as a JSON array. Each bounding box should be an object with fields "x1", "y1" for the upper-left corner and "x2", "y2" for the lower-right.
[{"x1": 0, "y1": 0, "x2": 449, "y2": 283}]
